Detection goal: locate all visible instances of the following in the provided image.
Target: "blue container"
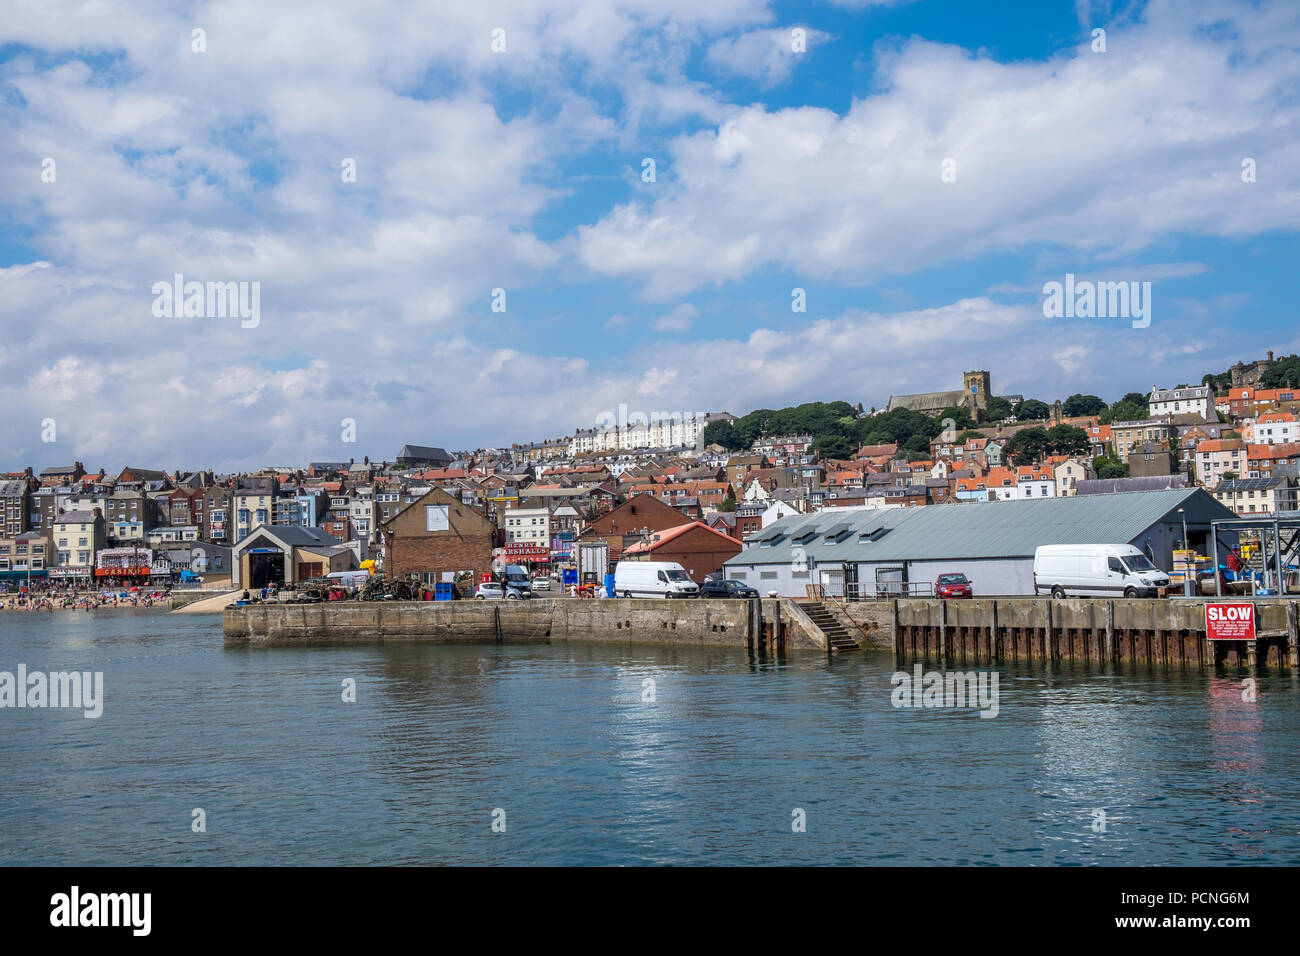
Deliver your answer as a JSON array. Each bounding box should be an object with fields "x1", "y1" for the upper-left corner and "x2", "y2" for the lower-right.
[
  {"x1": 562, "y1": 568, "x2": 578, "y2": 586},
  {"x1": 434, "y1": 582, "x2": 454, "y2": 601},
  {"x1": 605, "y1": 572, "x2": 616, "y2": 598}
]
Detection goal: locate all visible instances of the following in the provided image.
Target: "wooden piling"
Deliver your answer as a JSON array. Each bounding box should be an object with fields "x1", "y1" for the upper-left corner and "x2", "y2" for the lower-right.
[
  {"x1": 1104, "y1": 601, "x2": 1115, "y2": 663},
  {"x1": 1288, "y1": 602, "x2": 1299, "y2": 669},
  {"x1": 939, "y1": 600, "x2": 948, "y2": 659}
]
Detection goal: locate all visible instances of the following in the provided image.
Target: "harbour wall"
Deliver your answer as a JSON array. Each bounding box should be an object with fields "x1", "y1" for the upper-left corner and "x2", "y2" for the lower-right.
[
  {"x1": 893, "y1": 596, "x2": 1300, "y2": 668},
  {"x1": 223, "y1": 598, "x2": 827, "y2": 652}
]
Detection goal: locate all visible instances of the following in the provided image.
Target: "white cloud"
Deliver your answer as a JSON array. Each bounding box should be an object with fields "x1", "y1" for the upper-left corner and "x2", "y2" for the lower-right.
[
  {"x1": 0, "y1": 0, "x2": 1296, "y2": 472},
  {"x1": 651, "y1": 303, "x2": 698, "y2": 330},
  {"x1": 707, "y1": 27, "x2": 829, "y2": 86},
  {"x1": 580, "y1": 3, "x2": 1300, "y2": 297}
]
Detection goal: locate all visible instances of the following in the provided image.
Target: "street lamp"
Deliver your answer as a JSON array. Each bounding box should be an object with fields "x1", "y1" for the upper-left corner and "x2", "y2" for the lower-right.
[{"x1": 1177, "y1": 506, "x2": 1192, "y2": 597}]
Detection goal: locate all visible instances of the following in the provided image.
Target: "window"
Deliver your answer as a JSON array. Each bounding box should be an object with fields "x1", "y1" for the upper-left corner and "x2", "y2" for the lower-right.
[{"x1": 425, "y1": 505, "x2": 449, "y2": 532}]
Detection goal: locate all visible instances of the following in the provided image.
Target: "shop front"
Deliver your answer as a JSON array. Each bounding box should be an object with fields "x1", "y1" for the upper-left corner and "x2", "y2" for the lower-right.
[
  {"x1": 95, "y1": 547, "x2": 156, "y2": 586},
  {"x1": 0, "y1": 568, "x2": 48, "y2": 592},
  {"x1": 94, "y1": 565, "x2": 153, "y2": 585},
  {"x1": 47, "y1": 567, "x2": 94, "y2": 588},
  {"x1": 499, "y1": 543, "x2": 550, "y2": 571}
]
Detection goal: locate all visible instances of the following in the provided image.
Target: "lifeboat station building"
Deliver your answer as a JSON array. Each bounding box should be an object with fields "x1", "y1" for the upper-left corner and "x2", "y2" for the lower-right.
[{"x1": 232, "y1": 526, "x2": 357, "y2": 589}]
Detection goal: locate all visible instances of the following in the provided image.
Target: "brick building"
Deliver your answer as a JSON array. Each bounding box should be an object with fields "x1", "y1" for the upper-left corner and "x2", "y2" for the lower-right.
[
  {"x1": 578, "y1": 493, "x2": 689, "y2": 560},
  {"x1": 380, "y1": 487, "x2": 495, "y2": 588},
  {"x1": 620, "y1": 520, "x2": 743, "y2": 581},
  {"x1": 1, "y1": 476, "x2": 35, "y2": 537}
]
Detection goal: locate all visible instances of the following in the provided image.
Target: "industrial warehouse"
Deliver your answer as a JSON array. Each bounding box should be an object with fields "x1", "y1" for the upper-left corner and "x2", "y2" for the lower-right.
[{"x1": 723, "y1": 488, "x2": 1240, "y2": 598}]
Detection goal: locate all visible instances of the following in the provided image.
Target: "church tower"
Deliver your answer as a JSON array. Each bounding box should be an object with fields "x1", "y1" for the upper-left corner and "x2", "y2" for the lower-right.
[{"x1": 963, "y1": 370, "x2": 991, "y2": 419}]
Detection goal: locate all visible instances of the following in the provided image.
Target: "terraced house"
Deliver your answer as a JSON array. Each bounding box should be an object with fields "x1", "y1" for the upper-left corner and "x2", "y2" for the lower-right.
[
  {"x1": 1196, "y1": 438, "x2": 1247, "y2": 484},
  {"x1": 1211, "y1": 476, "x2": 1294, "y2": 515}
]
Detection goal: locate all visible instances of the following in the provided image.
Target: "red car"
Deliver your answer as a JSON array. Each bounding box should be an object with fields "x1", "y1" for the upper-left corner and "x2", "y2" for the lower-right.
[{"x1": 935, "y1": 573, "x2": 972, "y2": 599}]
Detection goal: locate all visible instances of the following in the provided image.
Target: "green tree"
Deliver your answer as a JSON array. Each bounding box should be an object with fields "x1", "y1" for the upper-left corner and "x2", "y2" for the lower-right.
[
  {"x1": 1016, "y1": 399, "x2": 1051, "y2": 421},
  {"x1": 935, "y1": 407, "x2": 973, "y2": 433},
  {"x1": 814, "y1": 433, "x2": 856, "y2": 461},
  {"x1": 730, "y1": 409, "x2": 771, "y2": 448},
  {"x1": 1093, "y1": 455, "x2": 1128, "y2": 479},
  {"x1": 1101, "y1": 399, "x2": 1146, "y2": 424},
  {"x1": 850, "y1": 407, "x2": 937, "y2": 447},
  {"x1": 701, "y1": 419, "x2": 746, "y2": 451},
  {"x1": 1044, "y1": 424, "x2": 1090, "y2": 456},
  {"x1": 1202, "y1": 370, "x2": 1232, "y2": 393},
  {"x1": 986, "y1": 396, "x2": 1013, "y2": 421},
  {"x1": 1005, "y1": 427, "x2": 1050, "y2": 465},
  {"x1": 956, "y1": 429, "x2": 984, "y2": 443},
  {"x1": 1260, "y1": 354, "x2": 1300, "y2": 388},
  {"x1": 717, "y1": 495, "x2": 737, "y2": 513},
  {"x1": 900, "y1": 433, "x2": 933, "y2": 458},
  {"x1": 1062, "y1": 393, "x2": 1107, "y2": 417}
]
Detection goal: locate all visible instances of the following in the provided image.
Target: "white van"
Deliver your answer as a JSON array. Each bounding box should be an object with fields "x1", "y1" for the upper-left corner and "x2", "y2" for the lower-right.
[
  {"x1": 1033, "y1": 544, "x2": 1171, "y2": 598},
  {"x1": 613, "y1": 560, "x2": 699, "y2": 598}
]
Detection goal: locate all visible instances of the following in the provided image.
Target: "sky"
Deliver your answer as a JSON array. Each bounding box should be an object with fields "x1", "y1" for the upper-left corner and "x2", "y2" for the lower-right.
[{"x1": 2, "y1": 0, "x2": 1298, "y2": 473}]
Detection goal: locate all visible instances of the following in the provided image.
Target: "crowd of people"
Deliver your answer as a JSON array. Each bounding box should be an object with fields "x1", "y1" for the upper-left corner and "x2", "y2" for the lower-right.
[{"x1": 0, "y1": 583, "x2": 170, "y2": 612}]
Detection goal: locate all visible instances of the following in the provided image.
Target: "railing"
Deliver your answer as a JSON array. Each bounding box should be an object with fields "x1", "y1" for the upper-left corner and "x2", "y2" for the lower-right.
[
  {"x1": 807, "y1": 581, "x2": 934, "y2": 601},
  {"x1": 845, "y1": 581, "x2": 934, "y2": 601}
]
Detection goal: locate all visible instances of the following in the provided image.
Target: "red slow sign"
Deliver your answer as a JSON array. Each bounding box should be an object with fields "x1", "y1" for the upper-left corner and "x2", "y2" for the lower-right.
[{"x1": 1205, "y1": 603, "x2": 1256, "y2": 641}]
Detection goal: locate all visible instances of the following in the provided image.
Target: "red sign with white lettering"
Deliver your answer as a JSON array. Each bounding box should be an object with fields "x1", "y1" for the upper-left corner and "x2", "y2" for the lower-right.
[{"x1": 1205, "y1": 603, "x2": 1256, "y2": 641}]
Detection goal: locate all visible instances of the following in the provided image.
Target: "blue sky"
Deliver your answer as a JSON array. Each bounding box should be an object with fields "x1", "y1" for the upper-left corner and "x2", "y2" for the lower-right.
[{"x1": 1, "y1": 0, "x2": 1298, "y2": 471}]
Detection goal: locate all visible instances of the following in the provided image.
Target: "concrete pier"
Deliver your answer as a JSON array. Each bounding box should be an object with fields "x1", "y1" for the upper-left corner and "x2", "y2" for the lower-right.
[{"x1": 223, "y1": 597, "x2": 828, "y2": 652}]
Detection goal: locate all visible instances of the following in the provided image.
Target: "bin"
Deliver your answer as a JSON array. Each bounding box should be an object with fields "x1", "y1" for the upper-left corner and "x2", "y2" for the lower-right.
[{"x1": 434, "y1": 582, "x2": 453, "y2": 602}]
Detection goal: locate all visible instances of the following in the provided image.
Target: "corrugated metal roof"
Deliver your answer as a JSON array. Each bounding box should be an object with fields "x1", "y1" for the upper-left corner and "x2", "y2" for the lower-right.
[{"x1": 725, "y1": 489, "x2": 1235, "y2": 566}]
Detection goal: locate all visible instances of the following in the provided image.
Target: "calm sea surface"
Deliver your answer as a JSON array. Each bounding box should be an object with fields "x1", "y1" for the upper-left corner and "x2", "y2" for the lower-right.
[{"x1": 1, "y1": 609, "x2": 1298, "y2": 865}]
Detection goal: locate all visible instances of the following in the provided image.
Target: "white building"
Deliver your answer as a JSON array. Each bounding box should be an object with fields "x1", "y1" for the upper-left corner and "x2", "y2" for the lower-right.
[
  {"x1": 984, "y1": 467, "x2": 1056, "y2": 501},
  {"x1": 761, "y1": 500, "x2": 800, "y2": 527},
  {"x1": 589, "y1": 411, "x2": 732, "y2": 452},
  {"x1": 1245, "y1": 412, "x2": 1300, "y2": 445},
  {"x1": 503, "y1": 506, "x2": 550, "y2": 547},
  {"x1": 349, "y1": 487, "x2": 375, "y2": 542},
  {"x1": 1149, "y1": 386, "x2": 1212, "y2": 420},
  {"x1": 568, "y1": 428, "x2": 598, "y2": 456}
]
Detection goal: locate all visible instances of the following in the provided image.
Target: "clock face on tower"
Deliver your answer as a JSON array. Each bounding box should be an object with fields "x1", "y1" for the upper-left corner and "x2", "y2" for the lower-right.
[{"x1": 970, "y1": 384, "x2": 979, "y2": 394}]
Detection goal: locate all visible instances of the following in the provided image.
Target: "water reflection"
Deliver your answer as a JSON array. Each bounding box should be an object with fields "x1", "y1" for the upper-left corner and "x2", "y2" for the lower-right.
[{"x1": 2, "y1": 613, "x2": 1299, "y2": 865}]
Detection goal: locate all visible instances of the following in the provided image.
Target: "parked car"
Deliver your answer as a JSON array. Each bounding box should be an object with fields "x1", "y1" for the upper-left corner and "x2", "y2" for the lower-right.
[
  {"x1": 934, "y1": 572, "x2": 973, "y2": 599},
  {"x1": 613, "y1": 560, "x2": 699, "y2": 598},
  {"x1": 475, "y1": 582, "x2": 525, "y2": 600},
  {"x1": 698, "y1": 579, "x2": 760, "y2": 599},
  {"x1": 1033, "y1": 544, "x2": 1171, "y2": 598},
  {"x1": 531, "y1": 575, "x2": 552, "y2": 592}
]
